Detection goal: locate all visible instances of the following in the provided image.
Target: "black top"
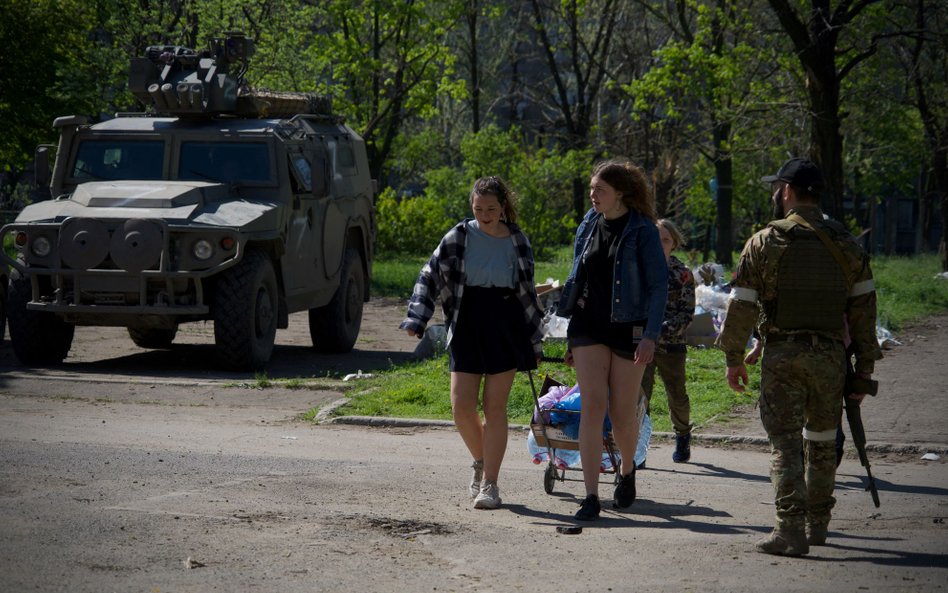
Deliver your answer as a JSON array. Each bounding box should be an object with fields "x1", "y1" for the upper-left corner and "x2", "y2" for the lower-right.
[{"x1": 579, "y1": 211, "x2": 630, "y2": 322}]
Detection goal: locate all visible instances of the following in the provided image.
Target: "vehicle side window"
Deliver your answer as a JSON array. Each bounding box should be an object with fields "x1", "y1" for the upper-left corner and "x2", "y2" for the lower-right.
[
  {"x1": 291, "y1": 156, "x2": 312, "y2": 192},
  {"x1": 179, "y1": 142, "x2": 272, "y2": 183},
  {"x1": 72, "y1": 140, "x2": 164, "y2": 180}
]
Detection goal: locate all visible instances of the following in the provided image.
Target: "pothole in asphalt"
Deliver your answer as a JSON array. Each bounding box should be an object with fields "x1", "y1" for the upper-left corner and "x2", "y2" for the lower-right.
[{"x1": 348, "y1": 515, "x2": 453, "y2": 538}]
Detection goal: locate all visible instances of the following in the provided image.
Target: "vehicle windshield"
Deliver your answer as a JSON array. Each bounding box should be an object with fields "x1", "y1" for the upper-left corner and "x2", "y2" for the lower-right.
[
  {"x1": 72, "y1": 140, "x2": 164, "y2": 180},
  {"x1": 179, "y1": 142, "x2": 272, "y2": 183}
]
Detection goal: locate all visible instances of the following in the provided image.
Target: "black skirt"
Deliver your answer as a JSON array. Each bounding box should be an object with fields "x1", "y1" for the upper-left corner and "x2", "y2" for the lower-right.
[{"x1": 449, "y1": 285, "x2": 537, "y2": 374}]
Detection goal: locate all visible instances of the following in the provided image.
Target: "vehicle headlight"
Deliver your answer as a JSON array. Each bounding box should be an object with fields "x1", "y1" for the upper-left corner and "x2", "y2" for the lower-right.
[
  {"x1": 32, "y1": 236, "x2": 52, "y2": 257},
  {"x1": 192, "y1": 239, "x2": 214, "y2": 261}
]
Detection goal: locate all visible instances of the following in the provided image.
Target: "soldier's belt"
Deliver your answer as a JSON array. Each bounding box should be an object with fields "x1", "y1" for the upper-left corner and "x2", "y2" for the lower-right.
[{"x1": 765, "y1": 332, "x2": 842, "y2": 347}]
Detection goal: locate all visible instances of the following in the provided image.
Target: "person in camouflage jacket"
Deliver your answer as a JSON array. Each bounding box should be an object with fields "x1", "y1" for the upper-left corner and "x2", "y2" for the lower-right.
[
  {"x1": 716, "y1": 158, "x2": 881, "y2": 557},
  {"x1": 641, "y1": 219, "x2": 695, "y2": 463}
]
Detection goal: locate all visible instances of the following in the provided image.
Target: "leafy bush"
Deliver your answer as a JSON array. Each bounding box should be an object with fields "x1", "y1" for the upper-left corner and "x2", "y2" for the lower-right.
[{"x1": 376, "y1": 124, "x2": 591, "y2": 258}]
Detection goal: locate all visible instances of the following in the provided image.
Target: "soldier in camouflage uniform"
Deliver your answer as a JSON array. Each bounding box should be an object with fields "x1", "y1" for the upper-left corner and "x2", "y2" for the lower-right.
[
  {"x1": 641, "y1": 219, "x2": 696, "y2": 463},
  {"x1": 716, "y1": 158, "x2": 881, "y2": 556}
]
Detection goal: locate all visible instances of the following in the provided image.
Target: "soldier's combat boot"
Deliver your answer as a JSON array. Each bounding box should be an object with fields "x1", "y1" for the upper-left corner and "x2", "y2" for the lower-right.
[
  {"x1": 807, "y1": 523, "x2": 829, "y2": 546},
  {"x1": 755, "y1": 528, "x2": 809, "y2": 556},
  {"x1": 672, "y1": 433, "x2": 691, "y2": 463}
]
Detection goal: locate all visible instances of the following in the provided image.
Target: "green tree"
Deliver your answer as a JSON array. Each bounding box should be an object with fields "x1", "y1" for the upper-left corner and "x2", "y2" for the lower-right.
[
  {"x1": 292, "y1": 0, "x2": 466, "y2": 182},
  {"x1": 898, "y1": 0, "x2": 948, "y2": 268},
  {"x1": 628, "y1": 0, "x2": 774, "y2": 266},
  {"x1": 766, "y1": 0, "x2": 888, "y2": 220},
  {"x1": 528, "y1": 0, "x2": 625, "y2": 218},
  {"x1": 0, "y1": 0, "x2": 102, "y2": 203}
]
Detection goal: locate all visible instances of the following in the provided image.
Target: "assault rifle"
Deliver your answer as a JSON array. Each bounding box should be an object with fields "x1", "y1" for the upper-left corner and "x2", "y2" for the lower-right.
[{"x1": 844, "y1": 367, "x2": 881, "y2": 507}]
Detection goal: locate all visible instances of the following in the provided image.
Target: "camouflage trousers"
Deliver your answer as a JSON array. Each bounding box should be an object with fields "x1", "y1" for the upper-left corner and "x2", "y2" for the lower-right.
[
  {"x1": 641, "y1": 347, "x2": 692, "y2": 436},
  {"x1": 759, "y1": 339, "x2": 846, "y2": 530}
]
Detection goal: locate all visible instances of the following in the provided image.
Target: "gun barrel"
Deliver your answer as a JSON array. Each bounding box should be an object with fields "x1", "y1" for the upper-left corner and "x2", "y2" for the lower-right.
[{"x1": 844, "y1": 394, "x2": 881, "y2": 507}]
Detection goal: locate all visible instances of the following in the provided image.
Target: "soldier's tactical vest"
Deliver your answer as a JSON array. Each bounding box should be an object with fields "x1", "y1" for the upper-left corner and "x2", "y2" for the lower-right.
[{"x1": 767, "y1": 219, "x2": 848, "y2": 332}]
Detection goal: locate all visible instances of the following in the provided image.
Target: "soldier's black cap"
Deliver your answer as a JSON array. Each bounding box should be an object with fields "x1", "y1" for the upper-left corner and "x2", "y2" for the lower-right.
[{"x1": 761, "y1": 158, "x2": 825, "y2": 193}]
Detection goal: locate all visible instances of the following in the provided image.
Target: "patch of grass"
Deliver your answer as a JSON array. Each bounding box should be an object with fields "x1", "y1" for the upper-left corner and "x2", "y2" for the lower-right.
[
  {"x1": 329, "y1": 340, "x2": 761, "y2": 432},
  {"x1": 872, "y1": 254, "x2": 948, "y2": 331},
  {"x1": 372, "y1": 254, "x2": 428, "y2": 299}
]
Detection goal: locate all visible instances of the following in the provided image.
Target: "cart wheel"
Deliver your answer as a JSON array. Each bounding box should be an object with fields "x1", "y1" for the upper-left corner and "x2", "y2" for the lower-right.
[{"x1": 543, "y1": 464, "x2": 556, "y2": 494}]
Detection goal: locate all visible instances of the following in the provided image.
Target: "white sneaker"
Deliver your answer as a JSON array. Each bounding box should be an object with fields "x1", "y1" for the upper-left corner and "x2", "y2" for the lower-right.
[
  {"x1": 473, "y1": 480, "x2": 502, "y2": 509},
  {"x1": 469, "y1": 459, "x2": 483, "y2": 499}
]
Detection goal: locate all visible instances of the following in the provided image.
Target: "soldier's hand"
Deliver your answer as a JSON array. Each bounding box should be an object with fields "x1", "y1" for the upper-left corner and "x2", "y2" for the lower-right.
[
  {"x1": 726, "y1": 364, "x2": 749, "y2": 392},
  {"x1": 847, "y1": 392, "x2": 867, "y2": 404}
]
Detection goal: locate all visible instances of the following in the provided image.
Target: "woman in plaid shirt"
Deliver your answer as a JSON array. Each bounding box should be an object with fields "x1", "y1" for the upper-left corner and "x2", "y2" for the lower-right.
[{"x1": 400, "y1": 177, "x2": 544, "y2": 510}]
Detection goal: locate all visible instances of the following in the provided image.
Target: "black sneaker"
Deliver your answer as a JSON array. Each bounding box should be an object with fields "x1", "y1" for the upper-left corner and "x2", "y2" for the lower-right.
[
  {"x1": 613, "y1": 468, "x2": 636, "y2": 508},
  {"x1": 672, "y1": 433, "x2": 691, "y2": 463},
  {"x1": 575, "y1": 495, "x2": 601, "y2": 521}
]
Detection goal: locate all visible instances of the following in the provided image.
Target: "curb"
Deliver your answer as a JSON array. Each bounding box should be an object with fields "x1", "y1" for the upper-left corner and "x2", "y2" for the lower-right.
[{"x1": 326, "y1": 415, "x2": 948, "y2": 457}]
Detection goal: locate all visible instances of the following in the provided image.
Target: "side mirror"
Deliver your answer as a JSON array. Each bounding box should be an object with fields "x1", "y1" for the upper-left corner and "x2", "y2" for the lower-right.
[{"x1": 33, "y1": 146, "x2": 53, "y2": 201}]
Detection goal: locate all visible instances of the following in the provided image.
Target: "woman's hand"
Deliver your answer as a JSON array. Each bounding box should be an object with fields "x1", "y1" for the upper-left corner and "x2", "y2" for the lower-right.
[
  {"x1": 633, "y1": 338, "x2": 655, "y2": 365},
  {"x1": 564, "y1": 349, "x2": 575, "y2": 367},
  {"x1": 406, "y1": 328, "x2": 423, "y2": 338},
  {"x1": 744, "y1": 338, "x2": 763, "y2": 365}
]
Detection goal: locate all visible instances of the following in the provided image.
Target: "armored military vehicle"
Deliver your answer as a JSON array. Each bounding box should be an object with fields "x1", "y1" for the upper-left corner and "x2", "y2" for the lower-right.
[{"x1": 1, "y1": 33, "x2": 376, "y2": 370}]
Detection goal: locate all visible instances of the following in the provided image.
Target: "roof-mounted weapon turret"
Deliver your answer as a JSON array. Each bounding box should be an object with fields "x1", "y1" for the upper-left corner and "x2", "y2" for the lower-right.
[{"x1": 128, "y1": 32, "x2": 330, "y2": 118}]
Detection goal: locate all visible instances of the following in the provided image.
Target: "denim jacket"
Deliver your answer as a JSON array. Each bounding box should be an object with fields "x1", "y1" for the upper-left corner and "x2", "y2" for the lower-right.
[{"x1": 556, "y1": 208, "x2": 668, "y2": 341}]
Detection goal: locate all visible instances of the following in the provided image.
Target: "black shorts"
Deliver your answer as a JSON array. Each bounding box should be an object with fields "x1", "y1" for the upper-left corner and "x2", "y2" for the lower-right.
[
  {"x1": 566, "y1": 307, "x2": 645, "y2": 360},
  {"x1": 449, "y1": 285, "x2": 537, "y2": 374}
]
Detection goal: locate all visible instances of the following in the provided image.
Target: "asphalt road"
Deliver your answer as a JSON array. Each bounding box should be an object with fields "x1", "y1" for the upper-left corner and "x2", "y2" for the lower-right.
[
  {"x1": 1, "y1": 307, "x2": 947, "y2": 592},
  {"x1": 1, "y1": 372, "x2": 946, "y2": 593}
]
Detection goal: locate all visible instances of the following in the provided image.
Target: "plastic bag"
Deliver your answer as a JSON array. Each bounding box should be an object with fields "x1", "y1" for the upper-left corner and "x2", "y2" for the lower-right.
[
  {"x1": 635, "y1": 413, "x2": 652, "y2": 467},
  {"x1": 542, "y1": 314, "x2": 570, "y2": 339},
  {"x1": 527, "y1": 430, "x2": 580, "y2": 468}
]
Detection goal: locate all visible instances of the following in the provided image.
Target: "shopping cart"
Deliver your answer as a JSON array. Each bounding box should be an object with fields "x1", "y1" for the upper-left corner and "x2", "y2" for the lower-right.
[{"x1": 527, "y1": 367, "x2": 622, "y2": 495}]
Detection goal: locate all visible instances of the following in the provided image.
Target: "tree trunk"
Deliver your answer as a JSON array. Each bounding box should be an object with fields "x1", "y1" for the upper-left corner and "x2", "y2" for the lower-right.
[
  {"x1": 916, "y1": 170, "x2": 929, "y2": 254},
  {"x1": 702, "y1": 223, "x2": 713, "y2": 264},
  {"x1": 713, "y1": 121, "x2": 733, "y2": 267},
  {"x1": 467, "y1": 0, "x2": 480, "y2": 133},
  {"x1": 572, "y1": 177, "x2": 586, "y2": 221},
  {"x1": 807, "y1": 70, "x2": 845, "y2": 220},
  {"x1": 935, "y1": 147, "x2": 948, "y2": 271},
  {"x1": 884, "y1": 194, "x2": 897, "y2": 255}
]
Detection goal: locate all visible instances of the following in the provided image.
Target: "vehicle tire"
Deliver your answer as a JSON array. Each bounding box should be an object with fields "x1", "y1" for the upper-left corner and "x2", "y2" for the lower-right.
[
  {"x1": 213, "y1": 249, "x2": 278, "y2": 370},
  {"x1": 308, "y1": 247, "x2": 365, "y2": 353},
  {"x1": 7, "y1": 269, "x2": 74, "y2": 365},
  {"x1": 128, "y1": 326, "x2": 178, "y2": 349}
]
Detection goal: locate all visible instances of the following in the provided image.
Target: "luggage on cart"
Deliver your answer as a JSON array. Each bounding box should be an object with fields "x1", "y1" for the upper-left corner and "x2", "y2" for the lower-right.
[{"x1": 527, "y1": 372, "x2": 622, "y2": 495}]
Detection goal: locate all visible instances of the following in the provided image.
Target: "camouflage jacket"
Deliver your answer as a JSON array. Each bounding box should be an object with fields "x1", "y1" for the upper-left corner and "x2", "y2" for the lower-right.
[
  {"x1": 715, "y1": 205, "x2": 882, "y2": 374},
  {"x1": 659, "y1": 255, "x2": 695, "y2": 347}
]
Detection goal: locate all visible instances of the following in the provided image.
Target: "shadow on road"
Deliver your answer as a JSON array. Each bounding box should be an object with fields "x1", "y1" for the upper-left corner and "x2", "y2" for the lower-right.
[{"x1": 0, "y1": 341, "x2": 418, "y2": 382}]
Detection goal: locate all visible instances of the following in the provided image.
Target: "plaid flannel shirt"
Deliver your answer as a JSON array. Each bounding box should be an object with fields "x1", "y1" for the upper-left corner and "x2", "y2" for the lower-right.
[{"x1": 399, "y1": 220, "x2": 545, "y2": 360}]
